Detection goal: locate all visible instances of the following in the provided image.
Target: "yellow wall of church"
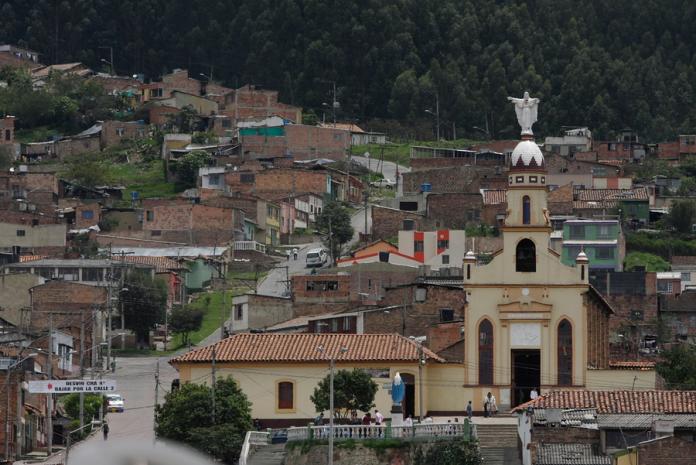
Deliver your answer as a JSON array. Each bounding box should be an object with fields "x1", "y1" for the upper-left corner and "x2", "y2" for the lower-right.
[{"x1": 586, "y1": 369, "x2": 658, "y2": 391}]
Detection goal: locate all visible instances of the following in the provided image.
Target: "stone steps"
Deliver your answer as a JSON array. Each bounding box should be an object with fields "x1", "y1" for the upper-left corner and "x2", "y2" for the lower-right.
[
  {"x1": 480, "y1": 447, "x2": 521, "y2": 465},
  {"x1": 476, "y1": 424, "x2": 519, "y2": 449},
  {"x1": 247, "y1": 444, "x2": 286, "y2": 465}
]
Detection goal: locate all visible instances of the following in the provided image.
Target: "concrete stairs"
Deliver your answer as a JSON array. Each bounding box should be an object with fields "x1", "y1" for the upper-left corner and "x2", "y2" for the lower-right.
[
  {"x1": 476, "y1": 423, "x2": 520, "y2": 465},
  {"x1": 247, "y1": 443, "x2": 286, "y2": 465}
]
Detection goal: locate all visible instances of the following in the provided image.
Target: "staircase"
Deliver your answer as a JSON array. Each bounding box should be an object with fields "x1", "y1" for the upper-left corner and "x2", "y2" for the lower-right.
[
  {"x1": 476, "y1": 422, "x2": 521, "y2": 465},
  {"x1": 246, "y1": 444, "x2": 286, "y2": 465}
]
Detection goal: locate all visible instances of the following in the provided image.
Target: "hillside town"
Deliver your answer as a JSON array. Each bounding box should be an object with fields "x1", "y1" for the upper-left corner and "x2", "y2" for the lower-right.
[{"x1": 0, "y1": 38, "x2": 696, "y2": 465}]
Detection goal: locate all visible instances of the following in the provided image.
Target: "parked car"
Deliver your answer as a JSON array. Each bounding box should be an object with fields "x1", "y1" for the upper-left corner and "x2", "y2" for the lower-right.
[
  {"x1": 369, "y1": 178, "x2": 396, "y2": 189},
  {"x1": 106, "y1": 393, "x2": 125, "y2": 413},
  {"x1": 306, "y1": 248, "x2": 329, "y2": 267}
]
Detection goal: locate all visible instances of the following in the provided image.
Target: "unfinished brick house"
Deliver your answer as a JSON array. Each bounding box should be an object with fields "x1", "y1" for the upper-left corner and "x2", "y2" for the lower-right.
[
  {"x1": 220, "y1": 84, "x2": 301, "y2": 123},
  {"x1": 240, "y1": 124, "x2": 350, "y2": 161},
  {"x1": 141, "y1": 199, "x2": 244, "y2": 245},
  {"x1": 0, "y1": 115, "x2": 15, "y2": 145}
]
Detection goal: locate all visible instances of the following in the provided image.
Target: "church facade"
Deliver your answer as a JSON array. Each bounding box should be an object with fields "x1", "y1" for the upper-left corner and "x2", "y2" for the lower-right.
[{"x1": 459, "y1": 99, "x2": 615, "y2": 409}]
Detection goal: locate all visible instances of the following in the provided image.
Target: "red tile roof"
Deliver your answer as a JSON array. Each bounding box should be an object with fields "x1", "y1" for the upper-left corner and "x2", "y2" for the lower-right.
[
  {"x1": 609, "y1": 360, "x2": 656, "y2": 370},
  {"x1": 19, "y1": 255, "x2": 47, "y2": 263},
  {"x1": 512, "y1": 390, "x2": 696, "y2": 414},
  {"x1": 170, "y1": 333, "x2": 444, "y2": 364},
  {"x1": 115, "y1": 255, "x2": 184, "y2": 273},
  {"x1": 576, "y1": 187, "x2": 649, "y2": 202}
]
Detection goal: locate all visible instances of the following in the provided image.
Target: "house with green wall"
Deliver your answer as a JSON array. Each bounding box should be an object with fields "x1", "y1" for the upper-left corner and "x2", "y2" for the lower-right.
[{"x1": 561, "y1": 220, "x2": 624, "y2": 271}]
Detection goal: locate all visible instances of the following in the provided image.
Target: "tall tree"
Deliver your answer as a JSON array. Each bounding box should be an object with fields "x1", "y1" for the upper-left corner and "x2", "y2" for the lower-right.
[
  {"x1": 310, "y1": 369, "x2": 378, "y2": 420},
  {"x1": 315, "y1": 200, "x2": 354, "y2": 264},
  {"x1": 122, "y1": 270, "x2": 167, "y2": 346}
]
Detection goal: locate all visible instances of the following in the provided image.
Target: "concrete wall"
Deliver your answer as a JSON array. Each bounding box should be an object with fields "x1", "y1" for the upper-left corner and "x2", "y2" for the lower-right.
[
  {"x1": 0, "y1": 222, "x2": 66, "y2": 248},
  {"x1": 585, "y1": 369, "x2": 657, "y2": 390}
]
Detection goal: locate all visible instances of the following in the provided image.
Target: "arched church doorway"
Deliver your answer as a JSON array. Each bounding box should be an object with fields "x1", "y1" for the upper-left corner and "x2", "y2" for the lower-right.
[
  {"x1": 511, "y1": 349, "x2": 540, "y2": 407},
  {"x1": 400, "y1": 373, "x2": 416, "y2": 419}
]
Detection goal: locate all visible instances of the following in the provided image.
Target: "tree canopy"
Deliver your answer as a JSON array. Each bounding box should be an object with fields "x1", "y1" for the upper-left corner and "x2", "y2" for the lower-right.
[
  {"x1": 315, "y1": 200, "x2": 354, "y2": 264},
  {"x1": 310, "y1": 368, "x2": 378, "y2": 420},
  {"x1": 1, "y1": 0, "x2": 696, "y2": 140},
  {"x1": 169, "y1": 306, "x2": 204, "y2": 346},
  {"x1": 122, "y1": 271, "x2": 168, "y2": 345},
  {"x1": 155, "y1": 378, "x2": 252, "y2": 464},
  {"x1": 656, "y1": 344, "x2": 696, "y2": 390}
]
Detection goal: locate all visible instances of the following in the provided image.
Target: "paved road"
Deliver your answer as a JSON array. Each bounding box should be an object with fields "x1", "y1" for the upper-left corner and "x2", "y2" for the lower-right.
[
  {"x1": 351, "y1": 155, "x2": 410, "y2": 182},
  {"x1": 255, "y1": 242, "x2": 323, "y2": 297},
  {"x1": 20, "y1": 356, "x2": 180, "y2": 464},
  {"x1": 351, "y1": 206, "x2": 371, "y2": 244}
]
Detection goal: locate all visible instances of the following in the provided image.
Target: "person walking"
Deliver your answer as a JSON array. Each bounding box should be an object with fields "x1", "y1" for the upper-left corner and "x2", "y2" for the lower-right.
[
  {"x1": 530, "y1": 387, "x2": 539, "y2": 400},
  {"x1": 490, "y1": 394, "x2": 498, "y2": 416},
  {"x1": 483, "y1": 393, "x2": 490, "y2": 417},
  {"x1": 466, "y1": 400, "x2": 473, "y2": 420},
  {"x1": 292, "y1": 248, "x2": 298, "y2": 260},
  {"x1": 103, "y1": 422, "x2": 109, "y2": 440},
  {"x1": 374, "y1": 409, "x2": 384, "y2": 425}
]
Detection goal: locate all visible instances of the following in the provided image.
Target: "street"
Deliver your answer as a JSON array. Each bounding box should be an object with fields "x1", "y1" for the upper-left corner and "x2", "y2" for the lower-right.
[
  {"x1": 350, "y1": 154, "x2": 410, "y2": 182},
  {"x1": 21, "y1": 355, "x2": 179, "y2": 465},
  {"x1": 255, "y1": 242, "x2": 323, "y2": 297}
]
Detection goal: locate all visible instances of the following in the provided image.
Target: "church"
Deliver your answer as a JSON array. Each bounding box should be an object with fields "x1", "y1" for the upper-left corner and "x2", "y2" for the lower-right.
[{"x1": 458, "y1": 94, "x2": 635, "y2": 409}]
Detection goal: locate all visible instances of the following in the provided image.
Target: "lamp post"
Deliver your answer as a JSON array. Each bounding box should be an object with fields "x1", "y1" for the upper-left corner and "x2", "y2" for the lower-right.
[
  {"x1": 100, "y1": 58, "x2": 114, "y2": 76},
  {"x1": 317, "y1": 345, "x2": 347, "y2": 465},
  {"x1": 4, "y1": 352, "x2": 37, "y2": 462},
  {"x1": 425, "y1": 93, "x2": 440, "y2": 141}
]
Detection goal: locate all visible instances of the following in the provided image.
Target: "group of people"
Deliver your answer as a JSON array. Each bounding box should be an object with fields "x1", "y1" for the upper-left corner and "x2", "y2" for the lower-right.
[{"x1": 315, "y1": 409, "x2": 386, "y2": 426}]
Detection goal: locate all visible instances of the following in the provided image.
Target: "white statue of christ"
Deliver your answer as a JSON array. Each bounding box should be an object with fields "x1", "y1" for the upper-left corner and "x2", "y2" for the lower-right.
[{"x1": 507, "y1": 92, "x2": 540, "y2": 136}]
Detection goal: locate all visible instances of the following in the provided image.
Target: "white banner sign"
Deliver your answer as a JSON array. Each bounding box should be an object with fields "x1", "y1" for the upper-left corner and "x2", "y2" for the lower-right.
[{"x1": 28, "y1": 379, "x2": 117, "y2": 394}]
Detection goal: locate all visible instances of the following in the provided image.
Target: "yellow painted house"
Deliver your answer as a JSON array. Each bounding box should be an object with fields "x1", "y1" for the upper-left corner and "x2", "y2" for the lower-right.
[{"x1": 170, "y1": 333, "x2": 453, "y2": 427}]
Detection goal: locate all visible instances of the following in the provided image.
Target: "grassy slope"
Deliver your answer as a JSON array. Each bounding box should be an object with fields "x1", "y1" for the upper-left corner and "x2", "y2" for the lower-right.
[{"x1": 108, "y1": 160, "x2": 178, "y2": 200}]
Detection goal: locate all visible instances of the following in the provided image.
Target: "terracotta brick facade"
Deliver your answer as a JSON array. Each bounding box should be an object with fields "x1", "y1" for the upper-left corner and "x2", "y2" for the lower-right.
[
  {"x1": 100, "y1": 120, "x2": 149, "y2": 148},
  {"x1": 547, "y1": 183, "x2": 574, "y2": 215},
  {"x1": 371, "y1": 205, "x2": 432, "y2": 240},
  {"x1": 292, "y1": 274, "x2": 352, "y2": 303},
  {"x1": 0, "y1": 116, "x2": 15, "y2": 144},
  {"x1": 402, "y1": 165, "x2": 501, "y2": 195},
  {"x1": 585, "y1": 290, "x2": 611, "y2": 370},
  {"x1": 362, "y1": 284, "x2": 464, "y2": 338},
  {"x1": 222, "y1": 85, "x2": 302, "y2": 122},
  {"x1": 149, "y1": 105, "x2": 180, "y2": 126},
  {"x1": 426, "y1": 193, "x2": 484, "y2": 229},
  {"x1": 636, "y1": 435, "x2": 696, "y2": 465},
  {"x1": 30, "y1": 281, "x2": 107, "y2": 368},
  {"x1": 241, "y1": 125, "x2": 349, "y2": 161}
]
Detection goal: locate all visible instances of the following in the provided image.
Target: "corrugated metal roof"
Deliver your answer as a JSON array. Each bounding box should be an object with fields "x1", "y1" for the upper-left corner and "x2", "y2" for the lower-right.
[
  {"x1": 535, "y1": 444, "x2": 610, "y2": 465},
  {"x1": 597, "y1": 413, "x2": 696, "y2": 429},
  {"x1": 170, "y1": 333, "x2": 444, "y2": 364},
  {"x1": 106, "y1": 246, "x2": 228, "y2": 257}
]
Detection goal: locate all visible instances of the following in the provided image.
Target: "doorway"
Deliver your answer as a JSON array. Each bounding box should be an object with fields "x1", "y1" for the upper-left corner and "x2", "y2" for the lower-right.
[
  {"x1": 511, "y1": 350, "x2": 540, "y2": 407},
  {"x1": 401, "y1": 373, "x2": 416, "y2": 419}
]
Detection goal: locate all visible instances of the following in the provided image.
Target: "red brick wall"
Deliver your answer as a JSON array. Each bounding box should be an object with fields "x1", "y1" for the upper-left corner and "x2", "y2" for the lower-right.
[
  {"x1": 426, "y1": 193, "x2": 484, "y2": 229},
  {"x1": 371, "y1": 206, "x2": 432, "y2": 240},
  {"x1": 402, "y1": 166, "x2": 498, "y2": 195},
  {"x1": 255, "y1": 169, "x2": 328, "y2": 194},
  {"x1": 548, "y1": 183, "x2": 574, "y2": 215},
  {"x1": 292, "y1": 274, "x2": 351, "y2": 303},
  {"x1": 149, "y1": 106, "x2": 181, "y2": 126},
  {"x1": 0, "y1": 116, "x2": 15, "y2": 144},
  {"x1": 161, "y1": 69, "x2": 202, "y2": 97},
  {"x1": 637, "y1": 435, "x2": 696, "y2": 465},
  {"x1": 241, "y1": 134, "x2": 288, "y2": 158},
  {"x1": 427, "y1": 322, "x2": 465, "y2": 353},
  {"x1": 101, "y1": 120, "x2": 149, "y2": 148},
  {"x1": 285, "y1": 125, "x2": 349, "y2": 161},
  {"x1": 75, "y1": 203, "x2": 101, "y2": 228},
  {"x1": 410, "y1": 156, "x2": 505, "y2": 171},
  {"x1": 362, "y1": 285, "x2": 464, "y2": 338},
  {"x1": 586, "y1": 292, "x2": 610, "y2": 370}
]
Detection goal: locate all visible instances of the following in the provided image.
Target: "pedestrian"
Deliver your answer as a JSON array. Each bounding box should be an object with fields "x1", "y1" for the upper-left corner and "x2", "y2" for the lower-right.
[
  {"x1": 490, "y1": 394, "x2": 498, "y2": 416},
  {"x1": 292, "y1": 248, "x2": 298, "y2": 260},
  {"x1": 466, "y1": 400, "x2": 473, "y2": 420},
  {"x1": 350, "y1": 410, "x2": 359, "y2": 424},
  {"x1": 483, "y1": 393, "x2": 490, "y2": 417},
  {"x1": 374, "y1": 409, "x2": 384, "y2": 425},
  {"x1": 530, "y1": 387, "x2": 539, "y2": 400},
  {"x1": 103, "y1": 422, "x2": 109, "y2": 440},
  {"x1": 362, "y1": 412, "x2": 372, "y2": 425},
  {"x1": 314, "y1": 412, "x2": 324, "y2": 426},
  {"x1": 404, "y1": 414, "x2": 413, "y2": 427}
]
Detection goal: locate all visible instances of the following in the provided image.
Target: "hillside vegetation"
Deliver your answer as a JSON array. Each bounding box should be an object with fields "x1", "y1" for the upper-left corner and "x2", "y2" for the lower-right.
[{"x1": 1, "y1": 1, "x2": 695, "y2": 140}]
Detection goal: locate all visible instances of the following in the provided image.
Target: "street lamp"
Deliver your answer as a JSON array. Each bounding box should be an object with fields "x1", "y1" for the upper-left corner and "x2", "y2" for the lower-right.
[
  {"x1": 425, "y1": 93, "x2": 440, "y2": 141},
  {"x1": 472, "y1": 126, "x2": 491, "y2": 140},
  {"x1": 100, "y1": 58, "x2": 114, "y2": 76},
  {"x1": 317, "y1": 345, "x2": 348, "y2": 465},
  {"x1": 5, "y1": 352, "x2": 37, "y2": 462}
]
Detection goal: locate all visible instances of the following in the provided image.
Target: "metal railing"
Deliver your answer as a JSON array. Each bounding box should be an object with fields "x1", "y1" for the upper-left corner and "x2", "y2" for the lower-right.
[{"x1": 234, "y1": 241, "x2": 267, "y2": 254}]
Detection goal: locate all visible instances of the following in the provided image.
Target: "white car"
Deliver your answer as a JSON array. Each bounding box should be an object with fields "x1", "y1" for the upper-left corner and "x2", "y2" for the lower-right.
[
  {"x1": 106, "y1": 393, "x2": 125, "y2": 413},
  {"x1": 306, "y1": 248, "x2": 329, "y2": 267},
  {"x1": 369, "y1": 178, "x2": 396, "y2": 189}
]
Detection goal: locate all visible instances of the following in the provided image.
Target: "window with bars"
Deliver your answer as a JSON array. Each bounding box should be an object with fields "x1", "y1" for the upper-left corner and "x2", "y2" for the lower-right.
[
  {"x1": 558, "y1": 319, "x2": 573, "y2": 386},
  {"x1": 479, "y1": 319, "x2": 494, "y2": 385}
]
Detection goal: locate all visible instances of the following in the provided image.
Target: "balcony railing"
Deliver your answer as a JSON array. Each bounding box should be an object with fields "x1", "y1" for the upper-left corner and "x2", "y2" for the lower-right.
[
  {"x1": 234, "y1": 241, "x2": 266, "y2": 254},
  {"x1": 286, "y1": 421, "x2": 475, "y2": 442}
]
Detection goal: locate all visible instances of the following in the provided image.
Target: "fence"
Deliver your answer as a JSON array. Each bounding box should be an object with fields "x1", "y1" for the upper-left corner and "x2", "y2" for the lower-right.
[{"x1": 286, "y1": 421, "x2": 476, "y2": 443}]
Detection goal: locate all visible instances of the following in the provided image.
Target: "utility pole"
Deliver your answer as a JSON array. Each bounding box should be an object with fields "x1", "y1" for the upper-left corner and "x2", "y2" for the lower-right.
[
  {"x1": 363, "y1": 189, "x2": 369, "y2": 239},
  {"x1": 328, "y1": 217, "x2": 334, "y2": 266},
  {"x1": 47, "y1": 313, "x2": 53, "y2": 455},
  {"x1": 211, "y1": 345, "x2": 217, "y2": 424},
  {"x1": 153, "y1": 358, "x2": 160, "y2": 443},
  {"x1": 329, "y1": 357, "x2": 335, "y2": 465},
  {"x1": 435, "y1": 93, "x2": 440, "y2": 141},
  {"x1": 418, "y1": 342, "x2": 424, "y2": 422},
  {"x1": 106, "y1": 263, "x2": 113, "y2": 372},
  {"x1": 79, "y1": 311, "x2": 85, "y2": 431}
]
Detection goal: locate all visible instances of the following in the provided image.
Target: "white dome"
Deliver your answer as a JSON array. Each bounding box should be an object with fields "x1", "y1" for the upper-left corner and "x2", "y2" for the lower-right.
[
  {"x1": 511, "y1": 140, "x2": 544, "y2": 168},
  {"x1": 576, "y1": 250, "x2": 589, "y2": 262}
]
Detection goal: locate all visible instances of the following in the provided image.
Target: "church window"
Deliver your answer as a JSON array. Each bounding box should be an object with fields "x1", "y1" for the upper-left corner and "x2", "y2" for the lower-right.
[
  {"x1": 558, "y1": 319, "x2": 572, "y2": 386},
  {"x1": 478, "y1": 319, "x2": 494, "y2": 385},
  {"x1": 277, "y1": 381, "x2": 294, "y2": 410},
  {"x1": 516, "y1": 239, "x2": 536, "y2": 272},
  {"x1": 522, "y1": 196, "x2": 531, "y2": 224}
]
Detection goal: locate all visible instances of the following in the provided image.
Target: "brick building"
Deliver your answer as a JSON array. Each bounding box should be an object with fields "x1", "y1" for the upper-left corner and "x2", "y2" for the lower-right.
[
  {"x1": 100, "y1": 120, "x2": 149, "y2": 148},
  {"x1": 622, "y1": 435, "x2": 696, "y2": 465},
  {"x1": 201, "y1": 193, "x2": 279, "y2": 245},
  {"x1": 240, "y1": 124, "x2": 350, "y2": 161},
  {"x1": 141, "y1": 199, "x2": 244, "y2": 245},
  {"x1": 29, "y1": 281, "x2": 107, "y2": 368},
  {"x1": 1, "y1": 115, "x2": 15, "y2": 145},
  {"x1": 425, "y1": 193, "x2": 484, "y2": 229},
  {"x1": 402, "y1": 165, "x2": 499, "y2": 195},
  {"x1": 0, "y1": 44, "x2": 41, "y2": 70},
  {"x1": 659, "y1": 289, "x2": 696, "y2": 344},
  {"x1": 141, "y1": 69, "x2": 205, "y2": 102},
  {"x1": 221, "y1": 84, "x2": 302, "y2": 123},
  {"x1": 0, "y1": 171, "x2": 59, "y2": 213},
  {"x1": 370, "y1": 205, "x2": 433, "y2": 240}
]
